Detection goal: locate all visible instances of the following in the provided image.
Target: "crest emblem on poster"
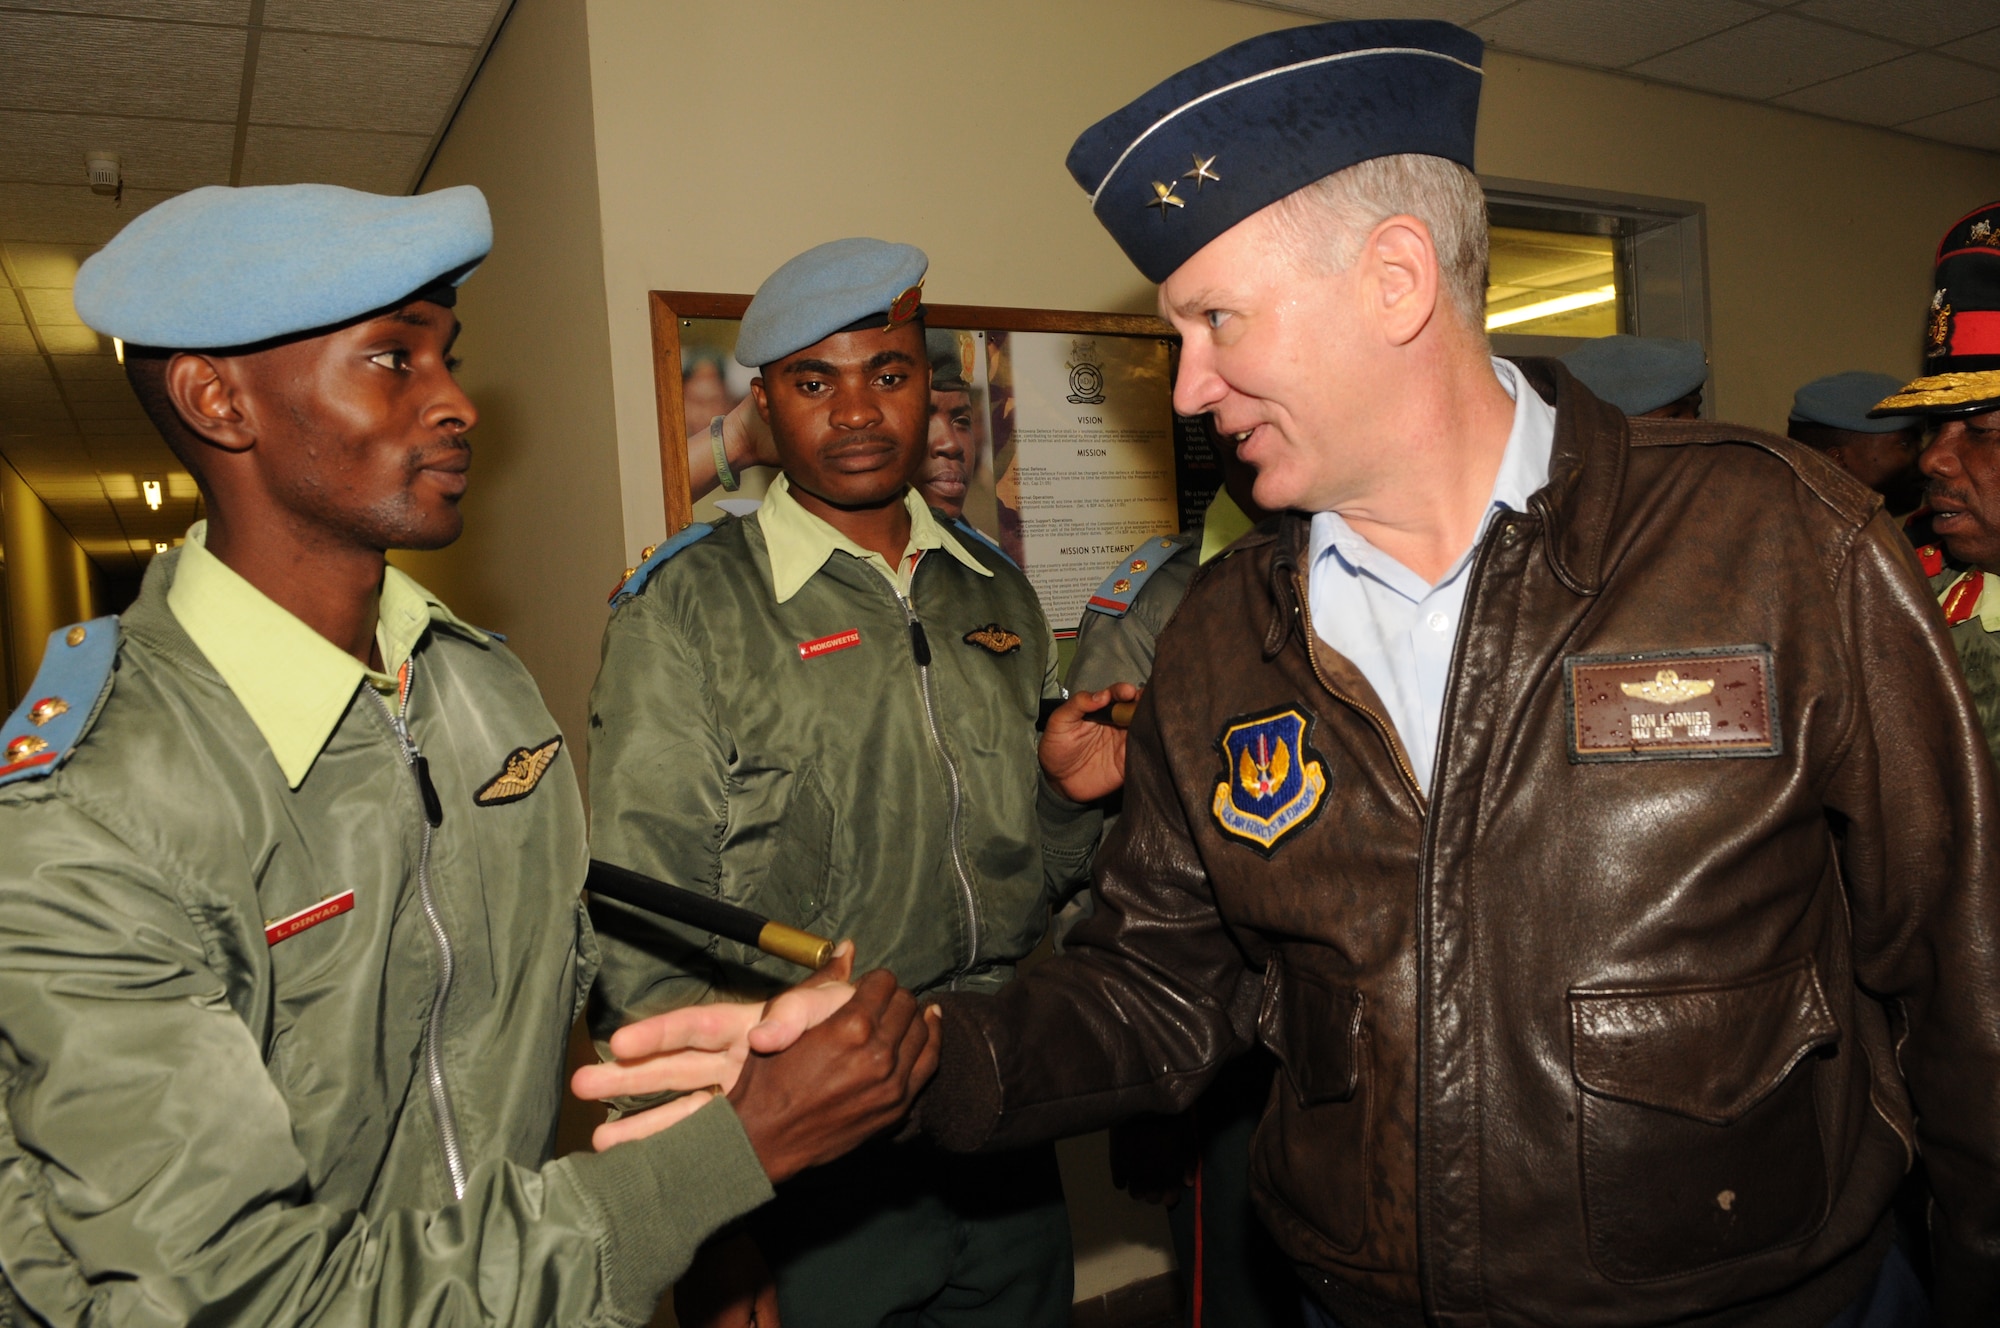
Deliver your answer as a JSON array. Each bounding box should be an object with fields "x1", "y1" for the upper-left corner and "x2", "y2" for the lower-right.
[
  {"x1": 1210, "y1": 707, "x2": 1328, "y2": 855},
  {"x1": 1066, "y1": 340, "x2": 1106, "y2": 404}
]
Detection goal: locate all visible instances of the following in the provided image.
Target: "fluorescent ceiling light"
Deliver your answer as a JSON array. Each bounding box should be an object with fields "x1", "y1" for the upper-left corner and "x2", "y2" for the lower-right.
[
  {"x1": 141, "y1": 478, "x2": 162, "y2": 510},
  {"x1": 113, "y1": 337, "x2": 124, "y2": 364},
  {"x1": 1486, "y1": 284, "x2": 1617, "y2": 331},
  {"x1": 153, "y1": 542, "x2": 168, "y2": 553}
]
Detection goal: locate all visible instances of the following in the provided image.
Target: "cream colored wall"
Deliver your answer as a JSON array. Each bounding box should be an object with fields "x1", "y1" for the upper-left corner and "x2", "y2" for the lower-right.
[
  {"x1": 2, "y1": 458, "x2": 102, "y2": 706},
  {"x1": 1477, "y1": 51, "x2": 2000, "y2": 432},
  {"x1": 398, "y1": 0, "x2": 623, "y2": 772}
]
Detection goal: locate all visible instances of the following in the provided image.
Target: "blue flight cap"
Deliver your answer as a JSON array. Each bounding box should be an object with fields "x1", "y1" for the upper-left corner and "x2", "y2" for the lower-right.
[
  {"x1": 1791, "y1": 371, "x2": 1920, "y2": 433},
  {"x1": 736, "y1": 238, "x2": 929, "y2": 368},
  {"x1": 75, "y1": 184, "x2": 491, "y2": 350},
  {"x1": 1066, "y1": 20, "x2": 1484, "y2": 284},
  {"x1": 1560, "y1": 336, "x2": 1708, "y2": 416}
]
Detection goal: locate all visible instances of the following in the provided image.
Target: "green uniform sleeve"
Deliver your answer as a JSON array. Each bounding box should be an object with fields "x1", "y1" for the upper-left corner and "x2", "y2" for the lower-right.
[
  {"x1": 1035, "y1": 618, "x2": 1099, "y2": 908},
  {"x1": 0, "y1": 805, "x2": 771, "y2": 1328},
  {"x1": 587, "y1": 592, "x2": 752, "y2": 1041}
]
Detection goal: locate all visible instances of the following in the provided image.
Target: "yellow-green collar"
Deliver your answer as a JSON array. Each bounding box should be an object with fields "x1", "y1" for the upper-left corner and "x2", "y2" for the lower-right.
[
  {"x1": 166, "y1": 521, "x2": 484, "y2": 788},
  {"x1": 1198, "y1": 487, "x2": 1255, "y2": 566},
  {"x1": 755, "y1": 473, "x2": 992, "y2": 603}
]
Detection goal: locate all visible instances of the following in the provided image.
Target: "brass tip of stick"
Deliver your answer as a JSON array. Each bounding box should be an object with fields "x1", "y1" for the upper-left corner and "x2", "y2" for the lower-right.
[
  {"x1": 757, "y1": 921, "x2": 835, "y2": 970},
  {"x1": 1108, "y1": 700, "x2": 1138, "y2": 729}
]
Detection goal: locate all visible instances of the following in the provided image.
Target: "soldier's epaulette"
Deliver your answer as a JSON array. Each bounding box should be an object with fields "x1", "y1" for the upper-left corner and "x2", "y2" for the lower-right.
[
  {"x1": 0, "y1": 617, "x2": 120, "y2": 789},
  {"x1": 607, "y1": 523, "x2": 716, "y2": 605},
  {"x1": 1084, "y1": 534, "x2": 1191, "y2": 618},
  {"x1": 949, "y1": 517, "x2": 1018, "y2": 570}
]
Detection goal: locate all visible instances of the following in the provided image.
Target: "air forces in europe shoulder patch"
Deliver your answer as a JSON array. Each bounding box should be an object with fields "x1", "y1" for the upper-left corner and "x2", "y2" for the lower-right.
[{"x1": 1211, "y1": 706, "x2": 1328, "y2": 856}]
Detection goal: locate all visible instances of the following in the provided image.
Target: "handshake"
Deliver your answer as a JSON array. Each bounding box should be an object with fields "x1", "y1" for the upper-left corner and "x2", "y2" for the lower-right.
[{"x1": 570, "y1": 945, "x2": 938, "y2": 1184}]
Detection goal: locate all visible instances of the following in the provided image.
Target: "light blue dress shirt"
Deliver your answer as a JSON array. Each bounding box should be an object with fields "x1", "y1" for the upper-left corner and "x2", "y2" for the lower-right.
[{"x1": 1306, "y1": 359, "x2": 1557, "y2": 794}]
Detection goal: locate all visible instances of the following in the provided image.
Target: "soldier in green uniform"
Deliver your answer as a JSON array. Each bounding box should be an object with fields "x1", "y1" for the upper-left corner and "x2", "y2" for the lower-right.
[
  {"x1": 585, "y1": 238, "x2": 1096, "y2": 1328},
  {"x1": 0, "y1": 183, "x2": 935, "y2": 1327},
  {"x1": 1060, "y1": 426, "x2": 1296, "y2": 1328},
  {"x1": 1879, "y1": 201, "x2": 2000, "y2": 767}
]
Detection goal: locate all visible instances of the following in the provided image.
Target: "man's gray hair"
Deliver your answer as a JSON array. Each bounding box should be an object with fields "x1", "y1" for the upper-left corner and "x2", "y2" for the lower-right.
[{"x1": 1266, "y1": 154, "x2": 1489, "y2": 331}]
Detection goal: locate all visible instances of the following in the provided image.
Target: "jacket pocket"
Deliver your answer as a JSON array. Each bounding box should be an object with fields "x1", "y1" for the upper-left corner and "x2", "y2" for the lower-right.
[
  {"x1": 1568, "y1": 958, "x2": 1838, "y2": 1282},
  {"x1": 1255, "y1": 960, "x2": 1370, "y2": 1253},
  {"x1": 755, "y1": 763, "x2": 834, "y2": 932}
]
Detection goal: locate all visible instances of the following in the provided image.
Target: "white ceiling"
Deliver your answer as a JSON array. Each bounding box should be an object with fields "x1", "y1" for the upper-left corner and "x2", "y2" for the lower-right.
[
  {"x1": 0, "y1": 0, "x2": 510, "y2": 576},
  {"x1": 1244, "y1": 0, "x2": 2000, "y2": 151}
]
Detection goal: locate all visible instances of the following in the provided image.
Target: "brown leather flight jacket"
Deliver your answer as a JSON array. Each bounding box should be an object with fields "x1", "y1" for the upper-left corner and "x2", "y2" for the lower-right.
[{"x1": 923, "y1": 362, "x2": 2000, "y2": 1327}]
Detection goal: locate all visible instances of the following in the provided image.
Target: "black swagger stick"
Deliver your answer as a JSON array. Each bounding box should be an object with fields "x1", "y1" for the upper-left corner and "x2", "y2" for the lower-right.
[{"x1": 586, "y1": 859, "x2": 835, "y2": 971}]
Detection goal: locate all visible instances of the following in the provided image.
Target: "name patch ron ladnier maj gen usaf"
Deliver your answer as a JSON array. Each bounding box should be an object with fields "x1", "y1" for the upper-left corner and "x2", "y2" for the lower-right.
[{"x1": 1212, "y1": 706, "x2": 1329, "y2": 856}]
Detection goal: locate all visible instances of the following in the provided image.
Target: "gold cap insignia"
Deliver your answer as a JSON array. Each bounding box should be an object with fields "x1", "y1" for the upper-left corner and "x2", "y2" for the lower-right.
[
  {"x1": 1183, "y1": 154, "x2": 1221, "y2": 190},
  {"x1": 1147, "y1": 181, "x2": 1185, "y2": 215},
  {"x1": 963, "y1": 623, "x2": 1023, "y2": 656},
  {"x1": 474, "y1": 735, "x2": 564, "y2": 807},
  {"x1": 1112, "y1": 578, "x2": 1131, "y2": 593},
  {"x1": 1620, "y1": 669, "x2": 1716, "y2": 706},
  {"x1": 1931, "y1": 300, "x2": 1953, "y2": 357},
  {"x1": 65, "y1": 626, "x2": 86, "y2": 647},
  {"x1": 1130, "y1": 559, "x2": 1148, "y2": 573},
  {"x1": 27, "y1": 697, "x2": 68, "y2": 726},
  {"x1": 6, "y1": 735, "x2": 49, "y2": 762},
  {"x1": 640, "y1": 544, "x2": 657, "y2": 560},
  {"x1": 886, "y1": 283, "x2": 925, "y2": 330}
]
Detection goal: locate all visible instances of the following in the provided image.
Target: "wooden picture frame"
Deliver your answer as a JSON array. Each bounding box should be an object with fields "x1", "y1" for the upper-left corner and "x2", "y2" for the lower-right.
[{"x1": 647, "y1": 290, "x2": 1175, "y2": 534}]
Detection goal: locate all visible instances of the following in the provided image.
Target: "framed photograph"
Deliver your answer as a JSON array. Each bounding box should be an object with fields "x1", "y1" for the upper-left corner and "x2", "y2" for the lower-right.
[{"x1": 649, "y1": 292, "x2": 1220, "y2": 636}]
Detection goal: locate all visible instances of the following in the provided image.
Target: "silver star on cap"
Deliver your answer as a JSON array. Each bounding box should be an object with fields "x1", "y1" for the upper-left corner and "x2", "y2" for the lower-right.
[
  {"x1": 1147, "y1": 181, "x2": 1186, "y2": 215},
  {"x1": 1183, "y1": 154, "x2": 1221, "y2": 190}
]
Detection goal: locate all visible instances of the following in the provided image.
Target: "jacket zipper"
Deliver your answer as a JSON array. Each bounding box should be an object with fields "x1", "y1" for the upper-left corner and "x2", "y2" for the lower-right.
[
  {"x1": 1291, "y1": 571, "x2": 1426, "y2": 807},
  {"x1": 369, "y1": 661, "x2": 466, "y2": 1201},
  {"x1": 896, "y1": 586, "x2": 980, "y2": 980}
]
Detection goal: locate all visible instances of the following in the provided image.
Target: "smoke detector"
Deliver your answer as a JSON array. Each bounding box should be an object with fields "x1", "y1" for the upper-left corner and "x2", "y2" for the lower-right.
[{"x1": 86, "y1": 151, "x2": 121, "y2": 199}]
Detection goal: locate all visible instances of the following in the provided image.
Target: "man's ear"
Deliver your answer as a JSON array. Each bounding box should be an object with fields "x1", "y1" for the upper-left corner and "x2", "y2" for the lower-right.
[
  {"x1": 164, "y1": 353, "x2": 257, "y2": 454},
  {"x1": 1365, "y1": 216, "x2": 1442, "y2": 349},
  {"x1": 750, "y1": 375, "x2": 770, "y2": 424}
]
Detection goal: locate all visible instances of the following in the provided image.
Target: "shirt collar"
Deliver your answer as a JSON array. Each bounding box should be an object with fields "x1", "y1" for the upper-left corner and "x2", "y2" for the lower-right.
[
  {"x1": 755, "y1": 472, "x2": 993, "y2": 603},
  {"x1": 1309, "y1": 357, "x2": 1557, "y2": 593},
  {"x1": 1198, "y1": 486, "x2": 1255, "y2": 565},
  {"x1": 166, "y1": 521, "x2": 482, "y2": 788}
]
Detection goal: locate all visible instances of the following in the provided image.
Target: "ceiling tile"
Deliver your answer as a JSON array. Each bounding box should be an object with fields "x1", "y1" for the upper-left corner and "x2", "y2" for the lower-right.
[
  {"x1": 238, "y1": 125, "x2": 429, "y2": 194},
  {"x1": 0, "y1": 185, "x2": 174, "y2": 246},
  {"x1": 0, "y1": 13, "x2": 245, "y2": 122},
  {"x1": 0, "y1": 291, "x2": 23, "y2": 325},
  {"x1": 58, "y1": 377, "x2": 140, "y2": 404},
  {"x1": 3, "y1": 243, "x2": 94, "y2": 288},
  {"x1": 250, "y1": 32, "x2": 472, "y2": 133},
  {"x1": 1790, "y1": 0, "x2": 2000, "y2": 46},
  {"x1": 1631, "y1": 12, "x2": 1902, "y2": 99},
  {"x1": 1241, "y1": 0, "x2": 1513, "y2": 21},
  {"x1": 1776, "y1": 51, "x2": 2000, "y2": 123},
  {"x1": 0, "y1": 377, "x2": 62, "y2": 403},
  {"x1": 38, "y1": 326, "x2": 106, "y2": 355},
  {"x1": 0, "y1": 326, "x2": 36, "y2": 355},
  {"x1": 0, "y1": 2, "x2": 253, "y2": 21},
  {"x1": 22, "y1": 287, "x2": 84, "y2": 327},
  {"x1": 0, "y1": 111, "x2": 235, "y2": 191},
  {"x1": 0, "y1": 355, "x2": 51, "y2": 381},
  {"x1": 69, "y1": 398, "x2": 147, "y2": 422},
  {"x1": 261, "y1": 0, "x2": 501, "y2": 46},
  {"x1": 51, "y1": 355, "x2": 128, "y2": 381},
  {"x1": 1478, "y1": 0, "x2": 1763, "y2": 70},
  {"x1": 1943, "y1": 27, "x2": 2000, "y2": 70},
  {"x1": 4, "y1": 400, "x2": 76, "y2": 424},
  {"x1": 1899, "y1": 95, "x2": 2000, "y2": 148}
]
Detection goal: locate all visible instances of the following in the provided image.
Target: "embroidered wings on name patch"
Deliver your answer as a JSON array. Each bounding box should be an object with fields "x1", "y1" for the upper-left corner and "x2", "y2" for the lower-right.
[
  {"x1": 475, "y1": 735, "x2": 564, "y2": 806},
  {"x1": 1564, "y1": 647, "x2": 1780, "y2": 762},
  {"x1": 1210, "y1": 706, "x2": 1329, "y2": 856}
]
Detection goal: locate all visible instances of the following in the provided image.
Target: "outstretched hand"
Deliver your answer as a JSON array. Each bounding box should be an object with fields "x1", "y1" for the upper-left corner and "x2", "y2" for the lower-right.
[
  {"x1": 572, "y1": 943, "x2": 858, "y2": 1150},
  {"x1": 729, "y1": 970, "x2": 942, "y2": 1183},
  {"x1": 1039, "y1": 683, "x2": 1142, "y2": 803}
]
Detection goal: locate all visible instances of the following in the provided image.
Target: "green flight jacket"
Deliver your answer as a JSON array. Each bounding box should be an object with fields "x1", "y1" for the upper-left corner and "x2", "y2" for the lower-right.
[
  {"x1": 1933, "y1": 564, "x2": 2000, "y2": 770},
  {"x1": 587, "y1": 513, "x2": 1097, "y2": 1027},
  {"x1": 0, "y1": 552, "x2": 771, "y2": 1327}
]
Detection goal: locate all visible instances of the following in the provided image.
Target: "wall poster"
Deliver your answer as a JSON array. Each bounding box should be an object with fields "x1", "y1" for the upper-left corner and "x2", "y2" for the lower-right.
[{"x1": 649, "y1": 294, "x2": 1216, "y2": 636}]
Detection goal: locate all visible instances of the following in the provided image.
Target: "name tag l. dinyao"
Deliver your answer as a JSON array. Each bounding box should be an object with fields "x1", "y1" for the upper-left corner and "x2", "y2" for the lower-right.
[
  {"x1": 1563, "y1": 646, "x2": 1781, "y2": 763},
  {"x1": 265, "y1": 889, "x2": 355, "y2": 946}
]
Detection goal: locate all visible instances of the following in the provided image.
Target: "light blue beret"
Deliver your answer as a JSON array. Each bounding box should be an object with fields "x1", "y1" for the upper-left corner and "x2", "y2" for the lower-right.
[
  {"x1": 736, "y1": 238, "x2": 928, "y2": 368},
  {"x1": 74, "y1": 183, "x2": 491, "y2": 350},
  {"x1": 1559, "y1": 335, "x2": 1708, "y2": 416},
  {"x1": 1790, "y1": 371, "x2": 1920, "y2": 433}
]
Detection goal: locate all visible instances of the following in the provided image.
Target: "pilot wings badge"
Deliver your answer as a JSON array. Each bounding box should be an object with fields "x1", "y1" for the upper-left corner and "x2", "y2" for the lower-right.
[
  {"x1": 1619, "y1": 669, "x2": 1715, "y2": 705},
  {"x1": 963, "y1": 623, "x2": 1023, "y2": 655},
  {"x1": 475, "y1": 735, "x2": 564, "y2": 807},
  {"x1": 1212, "y1": 707, "x2": 1328, "y2": 856}
]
